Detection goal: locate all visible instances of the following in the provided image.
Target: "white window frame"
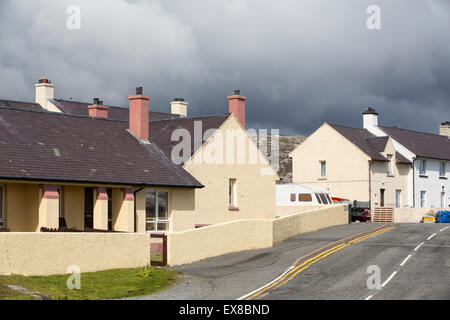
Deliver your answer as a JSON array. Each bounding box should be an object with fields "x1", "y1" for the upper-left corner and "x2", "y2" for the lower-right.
[
  {"x1": 320, "y1": 161, "x2": 326, "y2": 178},
  {"x1": 145, "y1": 189, "x2": 170, "y2": 232},
  {"x1": 386, "y1": 154, "x2": 393, "y2": 175},
  {"x1": 395, "y1": 190, "x2": 401, "y2": 208},
  {"x1": 0, "y1": 185, "x2": 5, "y2": 228},
  {"x1": 229, "y1": 178, "x2": 237, "y2": 207},
  {"x1": 418, "y1": 160, "x2": 426, "y2": 176},
  {"x1": 439, "y1": 162, "x2": 446, "y2": 177},
  {"x1": 420, "y1": 191, "x2": 426, "y2": 208}
]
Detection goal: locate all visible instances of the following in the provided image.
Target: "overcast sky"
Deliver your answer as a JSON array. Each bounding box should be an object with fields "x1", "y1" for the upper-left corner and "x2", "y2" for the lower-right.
[{"x1": 0, "y1": 0, "x2": 449, "y2": 135}]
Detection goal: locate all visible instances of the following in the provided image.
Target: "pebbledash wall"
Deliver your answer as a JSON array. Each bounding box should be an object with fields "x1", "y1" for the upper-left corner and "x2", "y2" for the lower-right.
[
  {"x1": 0, "y1": 232, "x2": 150, "y2": 276},
  {"x1": 394, "y1": 207, "x2": 446, "y2": 223},
  {"x1": 167, "y1": 204, "x2": 348, "y2": 266}
]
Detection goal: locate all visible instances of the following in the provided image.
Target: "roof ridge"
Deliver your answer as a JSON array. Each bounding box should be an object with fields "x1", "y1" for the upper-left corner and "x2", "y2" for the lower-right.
[
  {"x1": 0, "y1": 98, "x2": 40, "y2": 105},
  {"x1": 380, "y1": 125, "x2": 446, "y2": 138},
  {"x1": 148, "y1": 113, "x2": 230, "y2": 123}
]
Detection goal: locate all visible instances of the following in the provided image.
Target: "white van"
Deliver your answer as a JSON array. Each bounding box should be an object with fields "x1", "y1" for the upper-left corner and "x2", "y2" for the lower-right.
[{"x1": 276, "y1": 184, "x2": 333, "y2": 206}]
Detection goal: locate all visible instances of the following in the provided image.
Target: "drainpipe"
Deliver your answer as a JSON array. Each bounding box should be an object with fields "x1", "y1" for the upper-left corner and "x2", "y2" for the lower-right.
[
  {"x1": 133, "y1": 187, "x2": 145, "y2": 232},
  {"x1": 412, "y1": 160, "x2": 416, "y2": 208},
  {"x1": 368, "y1": 161, "x2": 372, "y2": 211}
]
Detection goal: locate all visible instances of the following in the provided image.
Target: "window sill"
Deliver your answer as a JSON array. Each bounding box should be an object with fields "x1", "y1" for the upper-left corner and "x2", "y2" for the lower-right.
[
  {"x1": 317, "y1": 177, "x2": 327, "y2": 181},
  {"x1": 229, "y1": 206, "x2": 240, "y2": 211},
  {"x1": 419, "y1": 174, "x2": 428, "y2": 178},
  {"x1": 386, "y1": 174, "x2": 395, "y2": 177},
  {"x1": 439, "y1": 176, "x2": 448, "y2": 180}
]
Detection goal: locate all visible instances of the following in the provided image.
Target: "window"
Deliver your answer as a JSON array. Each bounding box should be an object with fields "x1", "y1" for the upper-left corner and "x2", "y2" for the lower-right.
[
  {"x1": 298, "y1": 194, "x2": 312, "y2": 202},
  {"x1": 229, "y1": 179, "x2": 237, "y2": 207},
  {"x1": 326, "y1": 194, "x2": 333, "y2": 203},
  {"x1": 386, "y1": 154, "x2": 392, "y2": 175},
  {"x1": 441, "y1": 191, "x2": 446, "y2": 208},
  {"x1": 395, "y1": 190, "x2": 401, "y2": 208},
  {"x1": 440, "y1": 162, "x2": 446, "y2": 177},
  {"x1": 320, "y1": 161, "x2": 326, "y2": 178},
  {"x1": 0, "y1": 186, "x2": 4, "y2": 228},
  {"x1": 146, "y1": 190, "x2": 169, "y2": 232},
  {"x1": 420, "y1": 191, "x2": 426, "y2": 208},
  {"x1": 57, "y1": 187, "x2": 64, "y2": 218},
  {"x1": 290, "y1": 193, "x2": 296, "y2": 202},
  {"x1": 418, "y1": 160, "x2": 426, "y2": 175},
  {"x1": 315, "y1": 193, "x2": 322, "y2": 204},
  {"x1": 107, "y1": 188, "x2": 112, "y2": 231},
  {"x1": 319, "y1": 194, "x2": 328, "y2": 204}
]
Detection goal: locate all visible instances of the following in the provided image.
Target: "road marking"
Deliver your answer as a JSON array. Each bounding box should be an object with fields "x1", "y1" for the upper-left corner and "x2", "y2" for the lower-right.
[
  {"x1": 237, "y1": 266, "x2": 294, "y2": 300},
  {"x1": 414, "y1": 242, "x2": 424, "y2": 251},
  {"x1": 381, "y1": 271, "x2": 397, "y2": 288},
  {"x1": 365, "y1": 295, "x2": 374, "y2": 300},
  {"x1": 400, "y1": 254, "x2": 412, "y2": 267},
  {"x1": 440, "y1": 226, "x2": 449, "y2": 232},
  {"x1": 242, "y1": 225, "x2": 395, "y2": 300},
  {"x1": 427, "y1": 233, "x2": 436, "y2": 241}
]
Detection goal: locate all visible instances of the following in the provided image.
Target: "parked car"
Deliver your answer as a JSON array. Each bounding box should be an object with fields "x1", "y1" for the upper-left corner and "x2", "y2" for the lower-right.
[
  {"x1": 276, "y1": 184, "x2": 333, "y2": 206},
  {"x1": 351, "y1": 208, "x2": 371, "y2": 222}
]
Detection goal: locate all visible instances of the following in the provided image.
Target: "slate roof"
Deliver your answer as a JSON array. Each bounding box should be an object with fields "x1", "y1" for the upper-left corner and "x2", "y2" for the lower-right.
[
  {"x1": 0, "y1": 106, "x2": 202, "y2": 188},
  {"x1": 0, "y1": 99, "x2": 44, "y2": 111},
  {"x1": 329, "y1": 124, "x2": 388, "y2": 161},
  {"x1": 380, "y1": 126, "x2": 450, "y2": 161},
  {"x1": 147, "y1": 114, "x2": 230, "y2": 162},
  {"x1": 51, "y1": 99, "x2": 181, "y2": 121}
]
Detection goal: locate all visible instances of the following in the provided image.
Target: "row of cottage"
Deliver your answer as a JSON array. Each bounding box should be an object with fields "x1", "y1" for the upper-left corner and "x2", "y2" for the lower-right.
[{"x1": 0, "y1": 79, "x2": 449, "y2": 233}]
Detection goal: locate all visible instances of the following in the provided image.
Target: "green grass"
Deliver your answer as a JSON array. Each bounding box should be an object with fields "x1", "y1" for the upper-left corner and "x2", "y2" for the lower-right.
[{"x1": 0, "y1": 266, "x2": 179, "y2": 300}]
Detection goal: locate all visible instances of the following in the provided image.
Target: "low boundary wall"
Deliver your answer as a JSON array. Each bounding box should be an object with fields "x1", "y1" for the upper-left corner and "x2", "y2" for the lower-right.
[
  {"x1": 0, "y1": 232, "x2": 150, "y2": 276},
  {"x1": 394, "y1": 207, "x2": 445, "y2": 223},
  {"x1": 167, "y1": 204, "x2": 348, "y2": 266}
]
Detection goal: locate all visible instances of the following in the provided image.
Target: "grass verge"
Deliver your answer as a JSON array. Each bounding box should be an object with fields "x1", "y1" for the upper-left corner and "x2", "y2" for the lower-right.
[{"x1": 0, "y1": 266, "x2": 179, "y2": 300}]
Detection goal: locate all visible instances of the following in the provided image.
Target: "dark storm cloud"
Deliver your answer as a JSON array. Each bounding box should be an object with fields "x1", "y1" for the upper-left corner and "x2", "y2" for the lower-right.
[{"x1": 0, "y1": 0, "x2": 449, "y2": 135}]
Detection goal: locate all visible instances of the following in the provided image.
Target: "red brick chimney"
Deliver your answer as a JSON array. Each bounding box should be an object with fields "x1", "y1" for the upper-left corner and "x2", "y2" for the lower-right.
[
  {"x1": 129, "y1": 86, "x2": 150, "y2": 140},
  {"x1": 227, "y1": 90, "x2": 246, "y2": 128},
  {"x1": 88, "y1": 98, "x2": 109, "y2": 119}
]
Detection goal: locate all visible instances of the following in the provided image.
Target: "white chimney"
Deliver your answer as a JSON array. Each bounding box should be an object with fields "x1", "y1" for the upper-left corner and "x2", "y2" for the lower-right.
[
  {"x1": 35, "y1": 78, "x2": 61, "y2": 112},
  {"x1": 170, "y1": 98, "x2": 188, "y2": 117},
  {"x1": 363, "y1": 107, "x2": 379, "y2": 134},
  {"x1": 440, "y1": 121, "x2": 450, "y2": 137}
]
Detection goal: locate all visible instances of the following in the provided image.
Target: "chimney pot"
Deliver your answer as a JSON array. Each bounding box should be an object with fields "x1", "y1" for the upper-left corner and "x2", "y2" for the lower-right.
[
  {"x1": 93, "y1": 98, "x2": 100, "y2": 105},
  {"x1": 136, "y1": 86, "x2": 143, "y2": 95},
  {"x1": 234, "y1": 90, "x2": 240, "y2": 95}
]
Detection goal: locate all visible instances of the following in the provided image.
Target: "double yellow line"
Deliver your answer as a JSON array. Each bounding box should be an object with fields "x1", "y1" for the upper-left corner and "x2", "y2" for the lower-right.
[{"x1": 246, "y1": 225, "x2": 395, "y2": 300}]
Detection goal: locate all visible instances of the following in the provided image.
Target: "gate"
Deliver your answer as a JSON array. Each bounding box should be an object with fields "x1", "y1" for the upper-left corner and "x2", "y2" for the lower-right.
[
  {"x1": 372, "y1": 207, "x2": 394, "y2": 223},
  {"x1": 150, "y1": 233, "x2": 167, "y2": 266}
]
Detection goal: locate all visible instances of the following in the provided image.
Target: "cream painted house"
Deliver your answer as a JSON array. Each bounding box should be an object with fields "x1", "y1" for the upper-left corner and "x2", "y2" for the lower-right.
[
  {"x1": 148, "y1": 91, "x2": 279, "y2": 227},
  {"x1": 290, "y1": 108, "x2": 450, "y2": 209},
  {"x1": 0, "y1": 86, "x2": 203, "y2": 234},
  {"x1": 289, "y1": 119, "x2": 411, "y2": 209}
]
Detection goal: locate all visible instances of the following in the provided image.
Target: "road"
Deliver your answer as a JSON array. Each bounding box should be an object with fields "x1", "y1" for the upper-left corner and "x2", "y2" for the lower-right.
[{"x1": 139, "y1": 223, "x2": 450, "y2": 300}]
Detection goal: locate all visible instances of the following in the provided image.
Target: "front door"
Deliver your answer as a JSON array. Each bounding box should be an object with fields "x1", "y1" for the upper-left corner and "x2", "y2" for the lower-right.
[
  {"x1": 380, "y1": 189, "x2": 385, "y2": 207},
  {"x1": 85, "y1": 188, "x2": 94, "y2": 229}
]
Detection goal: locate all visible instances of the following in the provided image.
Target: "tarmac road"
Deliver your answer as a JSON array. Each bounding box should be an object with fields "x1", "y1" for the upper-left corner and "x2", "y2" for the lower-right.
[{"x1": 137, "y1": 223, "x2": 449, "y2": 300}]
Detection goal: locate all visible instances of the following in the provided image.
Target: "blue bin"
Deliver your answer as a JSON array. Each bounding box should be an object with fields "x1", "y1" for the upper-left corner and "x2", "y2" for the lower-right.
[{"x1": 436, "y1": 211, "x2": 450, "y2": 223}]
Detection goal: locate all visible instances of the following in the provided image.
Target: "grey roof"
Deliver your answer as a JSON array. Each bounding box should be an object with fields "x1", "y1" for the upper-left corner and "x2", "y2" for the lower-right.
[
  {"x1": 0, "y1": 106, "x2": 202, "y2": 188},
  {"x1": 381, "y1": 126, "x2": 450, "y2": 161},
  {"x1": 51, "y1": 99, "x2": 181, "y2": 121}
]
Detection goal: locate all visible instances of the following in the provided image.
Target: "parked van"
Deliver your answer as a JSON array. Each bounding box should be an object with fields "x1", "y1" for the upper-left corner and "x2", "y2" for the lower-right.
[{"x1": 276, "y1": 184, "x2": 333, "y2": 206}]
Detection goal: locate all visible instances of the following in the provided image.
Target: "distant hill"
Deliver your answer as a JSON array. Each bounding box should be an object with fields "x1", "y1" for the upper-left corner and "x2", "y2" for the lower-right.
[{"x1": 249, "y1": 134, "x2": 306, "y2": 183}]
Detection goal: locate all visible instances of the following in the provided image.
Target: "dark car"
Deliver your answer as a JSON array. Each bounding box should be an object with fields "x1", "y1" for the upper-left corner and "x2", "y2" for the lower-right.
[{"x1": 352, "y1": 209, "x2": 371, "y2": 222}]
